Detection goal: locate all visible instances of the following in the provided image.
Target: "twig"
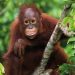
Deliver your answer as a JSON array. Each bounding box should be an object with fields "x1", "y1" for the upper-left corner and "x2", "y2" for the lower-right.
[{"x1": 60, "y1": 25, "x2": 75, "y2": 37}]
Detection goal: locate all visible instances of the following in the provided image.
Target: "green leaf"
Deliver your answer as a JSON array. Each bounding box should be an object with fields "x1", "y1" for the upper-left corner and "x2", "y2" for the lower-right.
[
  {"x1": 67, "y1": 37, "x2": 75, "y2": 44},
  {"x1": 0, "y1": 63, "x2": 5, "y2": 75},
  {"x1": 62, "y1": 16, "x2": 75, "y2": 31},
  {"x1": 69, "y1": 56, "x2": 75, "y2": 64}
]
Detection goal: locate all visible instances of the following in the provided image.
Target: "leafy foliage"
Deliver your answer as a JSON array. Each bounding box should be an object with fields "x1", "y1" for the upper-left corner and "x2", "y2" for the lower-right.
[
  {"x1": 59, "y1": 3, "x2": 75, "y2": 74},
  {"x1": 0, "y1": 63, "x2": 4, "y2": 75},
  {"x1": 0, "y1": 0, "x2": 75, "y2": 75},
  {"x1": 0, "y1": 0, "x2": 69, "y2": 59}
]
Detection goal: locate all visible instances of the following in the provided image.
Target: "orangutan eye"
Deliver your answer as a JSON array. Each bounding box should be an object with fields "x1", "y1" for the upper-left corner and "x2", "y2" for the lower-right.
[
  {"x1": 24, "y1": 19, "x2": 29, "y2": 25},
  {"x1": 31, "y1": 18, "x2": 36, "y2": 24}
]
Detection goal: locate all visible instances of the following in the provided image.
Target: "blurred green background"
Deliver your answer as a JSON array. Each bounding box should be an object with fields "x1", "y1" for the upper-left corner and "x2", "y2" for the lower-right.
[
  {"x1": 0, "y1": 0, "x2": 67, "y2": 61},
  {"x1": 0, "y1": 0, "x2": 75, "y2": 75},
  {"x1": 1, "y1": 0, "x2": 75, "y2": 60}
]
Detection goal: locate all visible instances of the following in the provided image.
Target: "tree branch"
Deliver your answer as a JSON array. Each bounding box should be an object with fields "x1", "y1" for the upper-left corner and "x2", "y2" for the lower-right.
[
  {"x1": 32, "y1": 3, "x2": 72, "y2": 75},
  {"x1": 60, "y1": 25, "x2": 75, "y2": 37}
]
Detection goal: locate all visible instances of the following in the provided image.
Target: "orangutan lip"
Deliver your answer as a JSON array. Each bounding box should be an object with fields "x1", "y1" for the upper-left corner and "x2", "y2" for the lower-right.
[
  {"x1": 25, "y1": 27, "x2": 38, "y2": 37},
  {"x1": 26, "y1": 32, "x2": 36, "y2": 36}
]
